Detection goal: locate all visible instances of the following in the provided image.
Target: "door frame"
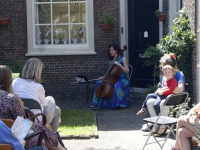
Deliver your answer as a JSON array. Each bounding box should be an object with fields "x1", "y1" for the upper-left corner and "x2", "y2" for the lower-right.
[
  {"x1": 119, "y1": 0, "x2": 164, "y2": 60},
  {"x1": 119, "y1": 0, "x2": 129, "y2": 62},
  {"x1": 119, "y1": 0, "x2": 163, "y2": 89}
]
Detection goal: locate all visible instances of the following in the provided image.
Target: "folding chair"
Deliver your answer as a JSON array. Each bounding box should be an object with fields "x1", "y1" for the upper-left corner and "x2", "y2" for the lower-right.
[
  {"x1": 21, "y1": 98, "x2": 42, "y2": 113},
  {"x1": 129, "y1": 64, "x2": 137, "y2": 102},
  {"x1": 142, "y1": 92, "x2": 189, "y2": 150},
  {"x1": 21, "y1": 98, "x2": 44, "y2": 123}
]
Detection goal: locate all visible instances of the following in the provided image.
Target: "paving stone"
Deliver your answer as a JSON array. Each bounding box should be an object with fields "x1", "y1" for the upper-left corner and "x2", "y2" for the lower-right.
[{"x1": 56, "y1": 99, "x2": 175, "y2": 150}]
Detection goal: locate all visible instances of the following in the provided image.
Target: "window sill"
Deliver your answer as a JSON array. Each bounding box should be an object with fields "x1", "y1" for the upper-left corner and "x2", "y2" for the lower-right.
[
  {"x1": 25, "y1": 51, "x2": 97, "y2": 56},
  {"x1": 26, "y1": 47, "x2": 96, "y2": 56}
]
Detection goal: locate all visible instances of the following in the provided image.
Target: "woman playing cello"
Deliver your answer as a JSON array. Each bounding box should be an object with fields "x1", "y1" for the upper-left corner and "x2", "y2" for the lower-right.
[{"x1": 90, "y1": 44, "x2": 130, "y2": 109}]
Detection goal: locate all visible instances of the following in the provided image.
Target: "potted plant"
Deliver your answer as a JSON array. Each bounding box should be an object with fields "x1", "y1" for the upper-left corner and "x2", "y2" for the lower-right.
[
  {"x1": 54, "y1": 28, "x2": 59, "y2": 45},
  {"x1": 100, "y1": 12, "x2": 116, "y2": 30},
  {"x1": 154, "y1": 9, "x2": 165, "y2": 21},
  {"x1": 0, "y1": 17, "x2": 9, "y2": 25}
]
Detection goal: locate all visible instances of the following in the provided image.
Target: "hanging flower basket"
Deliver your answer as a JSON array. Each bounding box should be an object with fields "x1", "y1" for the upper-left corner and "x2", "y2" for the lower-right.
[
  {"x1": 101, "y1": 24, "x2": 112, "y2": 30},
  {"x1": 0, "y1": 17, "x2": 9, "y2": 25},
  {"x1": 156, "y1": 14, "x2": 165, "y2": 21}
]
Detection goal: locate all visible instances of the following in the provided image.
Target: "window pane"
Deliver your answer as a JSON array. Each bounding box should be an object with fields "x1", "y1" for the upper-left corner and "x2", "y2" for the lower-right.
[
  {"x1": 53, "y1": 25, "x2": 69, "y2": 45},
  {"x1": 70, "y1": 25, "x2": 86, "y2": 44},
  {"x1": 70, "y1": 3, "x2": 86, "y2": 23},
  {"x1": 35, "y1": 0, "x2": 50, "y2": 2},
  {"x1": 53, "y1": 4, "x2": 68, "y2": 23},
  {"x1": 70, "y1": 0, "x2": 85, "y2": 1},
  {"x1": 35, "y1": 25, "x2": 51, "y2": 45},
  {"x1": 35, "y1": 4, "x2": 51, "y2": 24}
]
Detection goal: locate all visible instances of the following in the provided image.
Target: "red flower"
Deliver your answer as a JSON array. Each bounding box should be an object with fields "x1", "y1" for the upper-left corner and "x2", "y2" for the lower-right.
[{"x1": 170, "y1": 54, "x2": 175, "y2": 59}]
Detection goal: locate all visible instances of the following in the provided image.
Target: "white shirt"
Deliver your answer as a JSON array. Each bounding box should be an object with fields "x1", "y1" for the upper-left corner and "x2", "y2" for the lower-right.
[{"x1": 12, "y1": 78, "x2": 47, "y2": 108}]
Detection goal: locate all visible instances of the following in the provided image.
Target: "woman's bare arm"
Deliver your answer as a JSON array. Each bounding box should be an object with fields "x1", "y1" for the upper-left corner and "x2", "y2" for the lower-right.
[
  {"x1": 172, "y1": 82, "x2": 184, "y2": 93},
  {"x1": 114, "y1": 57, "x2": 129, "y2": 74}
]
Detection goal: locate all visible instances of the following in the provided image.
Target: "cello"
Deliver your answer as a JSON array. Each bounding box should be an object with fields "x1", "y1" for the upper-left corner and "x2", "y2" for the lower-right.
[{"x1": 95, "y1": 45, "x2": 127, "y2": 100}]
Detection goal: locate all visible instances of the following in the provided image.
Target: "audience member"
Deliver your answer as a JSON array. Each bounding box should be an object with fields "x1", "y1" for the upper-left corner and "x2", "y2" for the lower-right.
[
  {"x1": 0, "y1": 65, "x2": 66, "y2": 150},
  {"x1": 12, "y1": 58, "x2": 61, "y2": 132}
]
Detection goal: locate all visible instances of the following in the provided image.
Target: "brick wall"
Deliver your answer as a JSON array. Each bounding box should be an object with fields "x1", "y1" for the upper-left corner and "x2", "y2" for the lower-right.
[
  {"x1": 163, "y1": 0, "x2": 169, "y2": 36},
  {"x1": 0, "y1": 0, "x2": 120, "y2": 99},
  {"x1": 183, "y1": 0, "x2": 197, "y2": 101}
]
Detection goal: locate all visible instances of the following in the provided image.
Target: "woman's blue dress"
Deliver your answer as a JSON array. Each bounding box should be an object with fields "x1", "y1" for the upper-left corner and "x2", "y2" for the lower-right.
[{"x1": 92, "y1": 55, "x2": 130, "y2": 109}]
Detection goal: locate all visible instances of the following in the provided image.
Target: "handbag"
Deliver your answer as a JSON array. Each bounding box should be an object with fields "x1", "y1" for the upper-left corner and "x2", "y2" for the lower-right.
[
  {"x1": 23, "y1": 109, "x2": 47, "y2": 125},
  {"x1": 24, "y1": 109, "x2": 36, "y2": 122}
]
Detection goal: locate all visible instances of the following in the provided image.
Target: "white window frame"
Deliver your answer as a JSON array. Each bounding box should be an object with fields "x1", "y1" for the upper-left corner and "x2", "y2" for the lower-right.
[
  {"x1": 26, "y1": 0, "x2": 95, "y2": 56},
  {"x1": 175, "y1": 0, "x2": 182, "y2": 17},
  {"x1": 169, "y1": 0, "x2": 182, "y2": 33}
]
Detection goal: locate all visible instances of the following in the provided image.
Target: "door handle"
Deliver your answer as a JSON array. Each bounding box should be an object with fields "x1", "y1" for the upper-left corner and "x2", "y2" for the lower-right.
[{"x1": 139, "y1": 54, "x2": 145, "y2": 58}]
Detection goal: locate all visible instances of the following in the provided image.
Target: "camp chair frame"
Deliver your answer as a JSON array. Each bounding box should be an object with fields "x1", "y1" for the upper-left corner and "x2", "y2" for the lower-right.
[{"x1": 142, "y1": 92, "x2": 189, "y2": 150}]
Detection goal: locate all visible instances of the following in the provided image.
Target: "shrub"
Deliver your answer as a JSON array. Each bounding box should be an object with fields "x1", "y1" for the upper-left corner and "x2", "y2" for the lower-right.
[
  {"x1": 142, "y1": 46, "x2": 165, "y2": 86},
  {"x1": 6, "y1": 60, "x2": 23, "y2": 74},
  {"x1": 140, "y1": 83, "x2": 161, "y2": 99},
  {"x1": 169, "y1": 97, "x2": 195, "y2": 117},
  {"x1": 157, "y1": 7, "x2": 196, "y2": 95}
]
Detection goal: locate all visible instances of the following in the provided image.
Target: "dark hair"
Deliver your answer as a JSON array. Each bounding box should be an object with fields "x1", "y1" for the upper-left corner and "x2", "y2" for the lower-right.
[
  {"x1": 160, "y1": 53, "x2": 177, "y2": 68},
  {"x1": 107, "y1": 44, "x2": 122, "y2": 60},
  {"x1": 0, "y1": 65, "x2": 12, "y2": 93}
]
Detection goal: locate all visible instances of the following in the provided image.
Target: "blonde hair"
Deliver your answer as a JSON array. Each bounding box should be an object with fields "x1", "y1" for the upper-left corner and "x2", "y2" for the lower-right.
[
  {"x1": 22, "y1": 58, "x2": 44, "y2": 83},
  {"x1": 0, "y1": 65, "x2": 12, "y2": 93},
  {"x1": 162, "y1": 65, "x2": 173, "y2": 72}
]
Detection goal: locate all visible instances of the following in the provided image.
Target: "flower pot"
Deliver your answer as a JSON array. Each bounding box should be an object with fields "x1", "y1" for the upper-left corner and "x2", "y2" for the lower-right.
[
  {"x1": 36, "y1": 39, "x2": 42, "y2": 45},
  {"x1": 81, "y1": 38, "x2": 86, "y2": 44},
  {"x1": 62, "y1": 39, "x2": 68, "y2": 44},
  {"x1": 101, "y1": 24, "x2": 112, "y2": 30},
  {"x1": 156, "y1": 14, "x2": 165, "y2": 21},
  {"x1": 44, "y1": 39, "x2": 50, "y2": 45},
  {"x1": 0, "y1": 17, "x2": 9, "y2": 25},
  {"x1": 72, "y1": 38, "x2": 78, "y2": 44},
  {"x1": 54, "y1": 39, "x2": 59, "y2": 45}
]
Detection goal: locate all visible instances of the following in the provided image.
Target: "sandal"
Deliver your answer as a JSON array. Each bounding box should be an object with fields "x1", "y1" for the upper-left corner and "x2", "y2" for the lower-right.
[
  {"x1": 154, "y1": 128, "x2": 167, "y2": 137},
  {"x1": 151, "y1": 127, "x2": 159, "y2": 134},
  {"x1": 136, "y1": 108, "x2": 147, "y2": 115}
]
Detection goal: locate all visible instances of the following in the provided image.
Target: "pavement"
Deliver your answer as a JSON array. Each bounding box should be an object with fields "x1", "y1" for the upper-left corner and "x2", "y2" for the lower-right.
[{"x1": 56, "y1": 97, "x2": 175, "y2": 150}]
